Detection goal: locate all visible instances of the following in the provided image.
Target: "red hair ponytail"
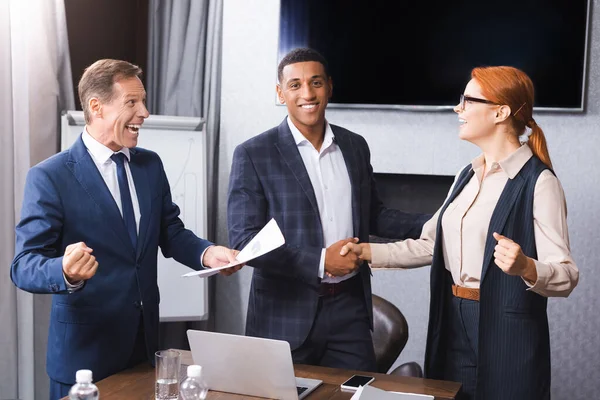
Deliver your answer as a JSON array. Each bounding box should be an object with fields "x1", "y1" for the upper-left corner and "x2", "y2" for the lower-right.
[{"x1": 527, "y1": 119, "x2": 552, "y2": 169}]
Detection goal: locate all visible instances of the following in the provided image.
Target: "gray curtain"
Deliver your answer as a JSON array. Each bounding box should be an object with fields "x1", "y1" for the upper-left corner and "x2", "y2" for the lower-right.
[
  {"x1": 147, "y1": 0, "x2": 222, "y2": 243},
  {"x1": 0, "y1": 0, "x2": 74, "y2": 398},
  {"x1": 147, "y1": 0, "x2": 223, "y2": 347}
]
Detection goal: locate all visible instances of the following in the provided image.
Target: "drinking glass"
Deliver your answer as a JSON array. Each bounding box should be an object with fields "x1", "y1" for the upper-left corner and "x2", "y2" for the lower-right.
[{"x1": 155, "y1": 350, "x2": 181, "y2": 399}]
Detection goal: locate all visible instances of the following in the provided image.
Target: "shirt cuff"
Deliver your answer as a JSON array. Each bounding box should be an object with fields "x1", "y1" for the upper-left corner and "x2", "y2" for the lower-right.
[
  {"x1": 318, "y1": 248, "x2": 326, "y2": 279},
  {"x1": 522, "y1": 259, "x2": 550, "y2": 290},
  {"x1": 63, "y1": 273, "x2": 84, "y2": 292},
  {"x1": 369, "y1": 243, "x2": 391, "y2": 268},
  {"x1": 200, "y1": 245, "x2": 214, "y2": 269}
]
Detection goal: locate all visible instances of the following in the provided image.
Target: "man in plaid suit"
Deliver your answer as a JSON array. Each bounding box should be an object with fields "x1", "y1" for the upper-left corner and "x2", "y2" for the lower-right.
[{"x1": 227, "y1": 48, "x2": 428, "y2": 371}]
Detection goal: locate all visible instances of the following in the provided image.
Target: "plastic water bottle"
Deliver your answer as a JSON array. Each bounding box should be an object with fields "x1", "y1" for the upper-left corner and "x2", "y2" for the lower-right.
[
  {"x1": 68, "y1": 369, "x2": 99, "y2": 400},
  {"x1": 179, "y1": 365, "x2": 208, "y2": 400}
]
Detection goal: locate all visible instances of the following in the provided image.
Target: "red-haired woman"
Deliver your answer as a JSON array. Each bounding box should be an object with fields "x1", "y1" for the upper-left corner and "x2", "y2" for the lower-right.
[{"x1": 341, "y1": 66, "x2": 578, "y2": 400}]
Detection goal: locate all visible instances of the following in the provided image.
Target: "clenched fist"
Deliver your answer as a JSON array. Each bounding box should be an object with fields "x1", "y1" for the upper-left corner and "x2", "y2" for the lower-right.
[
  {"x1": 62, "y1": 242, "x2": 98, "y2": 283},
  {"x1": 492, "y1": 232, "x2": 538, "y2": 283}
]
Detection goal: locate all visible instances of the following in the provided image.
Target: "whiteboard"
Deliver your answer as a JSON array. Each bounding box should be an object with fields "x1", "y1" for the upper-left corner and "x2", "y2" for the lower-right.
[{"x1": 61, "y1": 110, "x2": 208, "y2": 322}]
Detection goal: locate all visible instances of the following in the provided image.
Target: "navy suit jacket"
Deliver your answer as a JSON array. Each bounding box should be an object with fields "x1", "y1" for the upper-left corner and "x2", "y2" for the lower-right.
[
  {"x1": 11, "y1": 136, "x2": 212, "y2": 384},
  {"x1": 227, "y1": 119, "x2": 428, "y2": 349}
]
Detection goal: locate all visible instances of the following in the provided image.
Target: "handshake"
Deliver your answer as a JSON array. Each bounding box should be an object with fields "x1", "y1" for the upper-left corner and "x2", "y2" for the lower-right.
[{"x1": 324, "y1": 238, "x2": 372, "y2": 278}]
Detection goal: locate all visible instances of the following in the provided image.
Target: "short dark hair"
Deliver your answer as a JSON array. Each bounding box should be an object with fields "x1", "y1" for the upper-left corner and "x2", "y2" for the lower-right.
[
  {"x1": 78, "y1": 59, "x2": 143, "y2": 124},
  {"x1": 277, "y1": 48, "x2": 330, "y2": 83}
]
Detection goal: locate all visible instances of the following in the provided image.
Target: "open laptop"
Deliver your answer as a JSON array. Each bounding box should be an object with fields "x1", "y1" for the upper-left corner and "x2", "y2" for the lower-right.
[{"x1": 187, "y1": 330, "x2": 322, "y2": 399}]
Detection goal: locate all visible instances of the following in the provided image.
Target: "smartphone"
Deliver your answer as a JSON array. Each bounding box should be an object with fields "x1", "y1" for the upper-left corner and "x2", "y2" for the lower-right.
[{"x1": 340, "y1": 374, "x2": 375, "y2": 391}]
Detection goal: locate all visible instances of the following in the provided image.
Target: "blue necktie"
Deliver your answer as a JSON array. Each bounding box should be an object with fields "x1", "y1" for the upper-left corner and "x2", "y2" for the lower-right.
[{"x1": 111, "y1": 153, "x2": 137, "y2": 249}]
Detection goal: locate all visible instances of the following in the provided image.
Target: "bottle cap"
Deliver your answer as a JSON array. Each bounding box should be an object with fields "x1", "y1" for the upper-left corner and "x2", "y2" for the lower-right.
[
  {"x1": 187, "y1": 365, "x2": 202, "y2": 378},
  {"x1": 75, "y1": 369, "x2": 93, "y2": 383}
]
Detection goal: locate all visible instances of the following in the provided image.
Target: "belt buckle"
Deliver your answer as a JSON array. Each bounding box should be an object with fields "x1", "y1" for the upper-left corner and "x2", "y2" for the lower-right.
[
  {"x1": 327, "y1": 284, "x2": 336, "y2": 296},
  {"x1": 451, "y1": 284, "x2": 480, "y2": 301},
  {"x1": 319, "y1": 282, "x2": 337, "y2": 297}
]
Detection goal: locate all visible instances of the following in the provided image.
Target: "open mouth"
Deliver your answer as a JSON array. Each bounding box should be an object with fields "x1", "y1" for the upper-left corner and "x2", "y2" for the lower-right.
[
  {"x1": 300, "y1": 103, "x2": 318, "y2": 110},
  {"x1": 458, "y1": 118, "x2": 466, "y2": 126},
  {"x1": 126, "y1": 124, "x2": 141, "y2": 134}
]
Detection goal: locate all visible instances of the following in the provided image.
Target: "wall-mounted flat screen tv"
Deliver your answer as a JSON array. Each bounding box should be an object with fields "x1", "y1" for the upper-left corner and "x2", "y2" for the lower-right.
[{"x1": 278, "y1": 0, "x2": 590, "y2": 111}]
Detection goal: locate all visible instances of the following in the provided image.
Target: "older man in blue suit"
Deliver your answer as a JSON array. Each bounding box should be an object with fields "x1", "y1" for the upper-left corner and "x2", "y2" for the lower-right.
[
  {"x1": 11, "y1": 59, "x2": 240, "y2": 399},
  {"x1": 227, "y1": 48, "x2": 429, "y2": 371}
]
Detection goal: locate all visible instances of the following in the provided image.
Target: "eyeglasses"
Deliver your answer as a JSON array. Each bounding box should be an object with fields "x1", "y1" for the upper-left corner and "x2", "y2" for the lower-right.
[{"x1": 458, "y1": 94, "x2": 499, "y2": 112}]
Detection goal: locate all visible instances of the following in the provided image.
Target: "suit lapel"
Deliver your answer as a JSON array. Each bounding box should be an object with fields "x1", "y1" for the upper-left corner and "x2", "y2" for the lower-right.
[
  {"x1": 331, "y1": 127, "x2": 360, "y2": 236},
  {"x1": 128, "y1": 148, "x2": 151, "y2": 260},
  {"x1": 480, "y1": 175, "x2": 525, "y2": 283},
  {"x1": 274, "y1": 120, "x2": 320, "y2": 216},
  {"x1": 66, "y1": 136, "x2": 133, "y2": 252}
]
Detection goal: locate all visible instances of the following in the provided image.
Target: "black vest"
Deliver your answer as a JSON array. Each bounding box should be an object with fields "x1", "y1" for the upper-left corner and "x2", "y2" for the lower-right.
[{"x1": 425, "y1": 155, "x2": 552, "y2": 400}]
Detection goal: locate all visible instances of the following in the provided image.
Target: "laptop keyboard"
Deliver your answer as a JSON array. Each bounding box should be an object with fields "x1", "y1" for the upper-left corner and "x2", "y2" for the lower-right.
[{"x1": 297, "y1": 386, "x2": 308, "y2": 395}]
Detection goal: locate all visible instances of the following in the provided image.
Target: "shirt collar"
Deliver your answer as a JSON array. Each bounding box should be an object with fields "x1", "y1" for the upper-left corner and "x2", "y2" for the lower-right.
[
  {"x1": 286, "y1": 117, "x2": 335, "y2": 149},
  {"x1": 470, "y1": 144, "x2": 533, "y2": 179},
  {"x1": 499, "y1": 144, "x2": 533, "y2": 179},
  {"x1": 82, "y1": 127, "x2": 131, "y2": 164}
]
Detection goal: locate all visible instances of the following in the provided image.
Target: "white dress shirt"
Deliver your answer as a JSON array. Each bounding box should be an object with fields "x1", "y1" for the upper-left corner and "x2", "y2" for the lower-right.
[
  {"x1": 81, "y1": 129, "x2": 141, "y2": 230},
  {"x1": 286, "y1": 117, "x2": 355, "y2": 283}
]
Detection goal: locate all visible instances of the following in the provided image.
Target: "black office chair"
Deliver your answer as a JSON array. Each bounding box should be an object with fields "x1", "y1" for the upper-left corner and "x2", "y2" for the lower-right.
[{"x1": 372, "y1": 294, "x2": 423, "y2": 377}]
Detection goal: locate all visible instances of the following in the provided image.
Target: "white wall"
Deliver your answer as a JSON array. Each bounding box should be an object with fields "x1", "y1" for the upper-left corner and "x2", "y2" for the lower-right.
[{"x1": 216, "y1": 1, "x2": 600, "y2": 398}]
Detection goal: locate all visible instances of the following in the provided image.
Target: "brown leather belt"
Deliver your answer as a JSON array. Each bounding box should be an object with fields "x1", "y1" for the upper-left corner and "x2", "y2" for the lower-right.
[
  {"x1": 451, "y1": 285, "x2": 480, "y2": 301},
  {"x1": 319, "y1": 274, "x2": 361, "y2": 297}
]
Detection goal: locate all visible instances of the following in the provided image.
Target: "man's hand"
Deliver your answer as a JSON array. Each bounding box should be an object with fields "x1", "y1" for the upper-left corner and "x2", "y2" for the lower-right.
[
  {"x1": 324, "y1": 238, "x2": 360, "y2": 277},
  {"x1": 492, "y1": 232, "x2": 538, "y2": 283},
  {"x1": 202, "y1": 245, "x2": 243, "y2": 276},
  {"x1": 62, "y1": 242, "x2": 98, "y2": 283},
  {"x1": 340, "y1": 242, "x2": 372, "y2": 263}
]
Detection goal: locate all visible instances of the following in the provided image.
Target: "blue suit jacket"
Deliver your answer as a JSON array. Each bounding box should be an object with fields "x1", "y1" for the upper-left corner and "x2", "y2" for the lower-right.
[
  {"x1": 10, "y1": 136, "x2": 212, "y2": 384},
  {"x1": 227, "y1": 119, "x2": 428, "y2": 349}
]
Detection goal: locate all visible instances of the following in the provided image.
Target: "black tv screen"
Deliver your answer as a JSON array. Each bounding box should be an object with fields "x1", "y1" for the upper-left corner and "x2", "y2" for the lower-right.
[{"x1": 278, "y1": 0, "x2": 590, "y2": 111}]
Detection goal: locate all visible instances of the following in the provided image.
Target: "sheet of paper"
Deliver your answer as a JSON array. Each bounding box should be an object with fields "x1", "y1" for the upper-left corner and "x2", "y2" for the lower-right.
[
  {"x1": 351, "y1": 385, "x2": 434, "y2": 400},
  {"x1": 352, "y1": 385, "x2": 395, "y2": 400},
  {"x1": 181, "y1": 218, "x2": 285, "y2": 278},
  {"x1": 390, "y1": 392, "x2": 434, "y2": 400},
  {"x1": 350, "y1": 385, "x2": 365, "y2": 400}
]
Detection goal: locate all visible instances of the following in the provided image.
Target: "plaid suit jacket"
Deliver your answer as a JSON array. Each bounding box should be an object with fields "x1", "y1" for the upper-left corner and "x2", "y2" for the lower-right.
[{"x1": 227, "y1": 118, "x2": 428, "y2": 349}]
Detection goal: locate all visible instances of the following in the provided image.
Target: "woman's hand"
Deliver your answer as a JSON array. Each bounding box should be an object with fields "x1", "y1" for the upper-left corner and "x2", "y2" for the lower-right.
[
  {"x1": 340, "y1": 242, "x2": 372, "y2": 263},
  {"x1": 492, "y1": 232, "x2": 538, "y2": 283}
]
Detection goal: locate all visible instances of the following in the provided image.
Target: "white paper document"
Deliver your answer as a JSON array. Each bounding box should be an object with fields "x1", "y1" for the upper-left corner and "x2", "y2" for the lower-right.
[
  {"x1": 182, "y1": 218, "x2": 285, "y2": 278},
  {"x1": 350, "y1": 385, "x2": 434, "y2": 400}
]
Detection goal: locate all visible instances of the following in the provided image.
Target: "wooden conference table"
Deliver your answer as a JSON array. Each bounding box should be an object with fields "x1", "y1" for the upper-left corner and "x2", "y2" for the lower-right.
[{"x1": 63, "y1": 350, "x2": 460, "y2": 399}]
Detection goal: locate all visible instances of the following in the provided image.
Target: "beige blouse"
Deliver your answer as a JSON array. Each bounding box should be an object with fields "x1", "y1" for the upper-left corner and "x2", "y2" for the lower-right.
[{"x1": 370, "y1": 145, "x2": 579, "y2": 297}]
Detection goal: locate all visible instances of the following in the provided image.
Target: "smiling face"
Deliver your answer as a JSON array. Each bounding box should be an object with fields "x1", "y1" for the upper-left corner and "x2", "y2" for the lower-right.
[
  {"x1": 88, "y1": 76, "x2": 149, "y2": 151},
  {"x1": 454, "y1": 79, "x2": 499, "y2": 145},
  {"x1": 276, "y1": 61, "x2": 332, "y2": 135}
]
